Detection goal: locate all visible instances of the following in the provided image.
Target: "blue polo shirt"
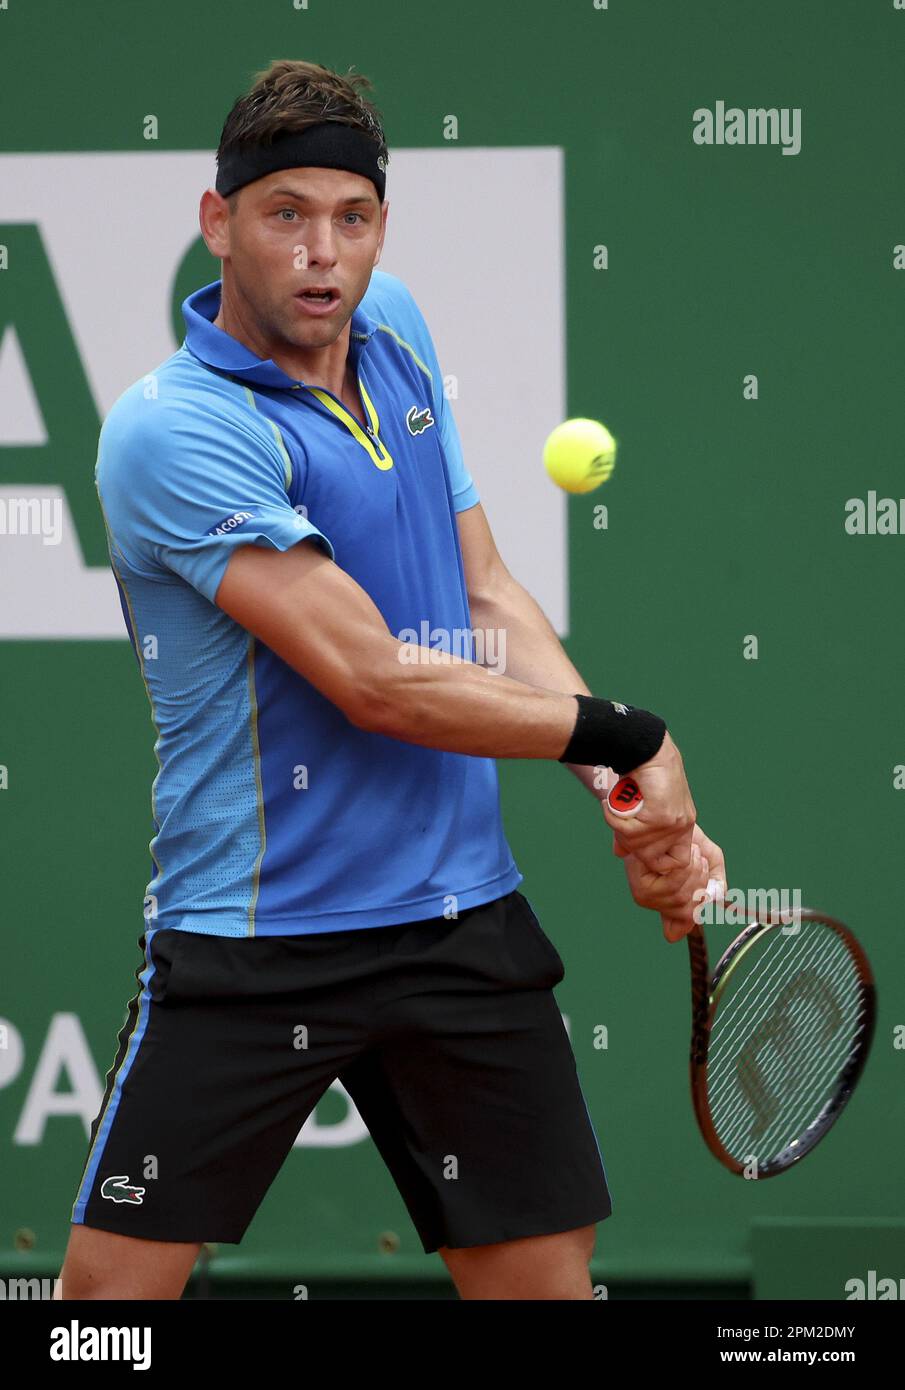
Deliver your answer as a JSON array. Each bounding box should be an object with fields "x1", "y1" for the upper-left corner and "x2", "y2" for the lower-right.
[{"x1": 95, "y1": 271, "x2": 522, "y2": 936}]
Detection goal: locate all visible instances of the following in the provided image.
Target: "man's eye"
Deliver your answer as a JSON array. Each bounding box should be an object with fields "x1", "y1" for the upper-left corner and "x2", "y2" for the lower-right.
[
  {"x1": 278, "y1": 208, "x2": 297, "y2": 220},
  {"x1": 343, "y1": 212, "x2": 364, "y2": 224}
]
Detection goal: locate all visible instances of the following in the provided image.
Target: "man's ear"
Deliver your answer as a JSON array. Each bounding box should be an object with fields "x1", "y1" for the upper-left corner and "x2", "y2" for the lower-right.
[{"x1": 199, "y1": 188, "x2": 231, "y2": 260}]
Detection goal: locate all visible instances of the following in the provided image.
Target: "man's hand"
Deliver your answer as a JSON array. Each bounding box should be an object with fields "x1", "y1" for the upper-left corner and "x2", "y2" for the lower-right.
[
  {"x1": 616, "y1": 824, "x2": 728, "y2": 943},
  {"x1": 600, "y1": 733, "x2": 696, "y2": 875}
]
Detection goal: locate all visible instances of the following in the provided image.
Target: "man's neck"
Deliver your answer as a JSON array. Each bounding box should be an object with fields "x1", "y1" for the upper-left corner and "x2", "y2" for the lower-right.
[{"x1": 212, "y1": 289, "x2": 352, "y2": 396}]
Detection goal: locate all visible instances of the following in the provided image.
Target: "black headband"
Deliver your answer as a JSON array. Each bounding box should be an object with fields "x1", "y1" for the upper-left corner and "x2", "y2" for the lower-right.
[{"x1": 215, "y1": 121, "x2": 388, "y2": 201}]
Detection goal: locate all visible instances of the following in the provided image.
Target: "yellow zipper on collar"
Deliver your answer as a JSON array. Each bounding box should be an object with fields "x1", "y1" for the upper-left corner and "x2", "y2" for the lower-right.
[{"x1": 303, "y1": 377, "x2": 394, "y2": 471}]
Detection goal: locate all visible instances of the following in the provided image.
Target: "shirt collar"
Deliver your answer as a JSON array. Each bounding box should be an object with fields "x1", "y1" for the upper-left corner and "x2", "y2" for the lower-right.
[{"x1": 181, "y1": 279, "x2": 378, "y2": 390}]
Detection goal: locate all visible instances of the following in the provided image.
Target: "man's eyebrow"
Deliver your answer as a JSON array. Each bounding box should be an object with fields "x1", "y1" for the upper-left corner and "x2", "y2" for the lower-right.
[{"x1": 264, "y1": 188, "x2": 375, "y2": 207}]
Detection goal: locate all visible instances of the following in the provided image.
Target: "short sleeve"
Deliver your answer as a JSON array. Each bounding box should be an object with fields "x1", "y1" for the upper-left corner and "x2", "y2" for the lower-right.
[
  {"x1": 95, "y1": 393, "x2": 335, "y2": 605},
  {"x1": 394, "y1": 282, "x2": 480, "y2": 513}
]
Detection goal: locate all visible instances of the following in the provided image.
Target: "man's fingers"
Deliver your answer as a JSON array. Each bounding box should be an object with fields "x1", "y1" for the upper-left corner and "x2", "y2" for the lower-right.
[
  {"x1": 611, "y1": 822, "x2": 693, "y2": 866},
  {"x1": 661, "y1": 913, "x2": 693, "y2": 943},
  {"x1": 632, "y1": 830, "x2": 694, "y2": 874},
  {"x1": 625, "y1": 842, "x2": 708, "y2": 914},
  {"x1": 703, "y1": 843, "x2": 727, "y2": 895}
]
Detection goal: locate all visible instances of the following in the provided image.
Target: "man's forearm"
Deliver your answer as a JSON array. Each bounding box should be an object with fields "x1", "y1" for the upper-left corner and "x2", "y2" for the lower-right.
[
  {"x1": 360, "y1": 579, "x2": 620, "y2": 786},
  {"x1": 365, "y1": 640, "x2": 580, "y2": 758},
  {"x1": 467, "y1": 574, "x2": 613, "y2": 801}
]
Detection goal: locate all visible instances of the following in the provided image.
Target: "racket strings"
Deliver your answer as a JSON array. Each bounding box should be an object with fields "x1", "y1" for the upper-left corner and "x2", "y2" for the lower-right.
[
  {"x1": 742, "y1": 1015, "x2": 869, "y2": 1160},
  {"x1": 713, "y1": 989, "x2": 858, "y2": 1159},
  {"x1": 710, "y1": 933, "x2": 857, "y2": 1135},
  {"x1": 703, "y1": 922, "x2": 866, "y2": 1163},
  {"x1": 710, "y1": 935, "x2": 861, "y2": 1158},
  {"x1": 711, "y1": 941, "x2": 856, "y2": 1121},
  {"x1": 708, "y1": 929, "x2": 841, "y2": 1105},
  {"x1": 718, "y1": 993, "x2": 860, "y2": 1158},
  {"x1": 707, "y1": 942, "x2": 844, "y2": 1136},
  {"x1": 709, "y1": 928, "x2": 846, "y2": 1090}
]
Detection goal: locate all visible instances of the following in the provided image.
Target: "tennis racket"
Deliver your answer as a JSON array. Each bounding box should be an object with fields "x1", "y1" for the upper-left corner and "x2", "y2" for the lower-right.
[{"x1": 607, "y1": 774, "x2": 876, "y2": 1177}]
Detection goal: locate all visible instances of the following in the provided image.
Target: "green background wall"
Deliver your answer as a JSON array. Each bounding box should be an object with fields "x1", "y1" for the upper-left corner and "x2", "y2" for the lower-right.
[{"x1": 1, "y1": 0, "x2": 902, "y2": 1295}]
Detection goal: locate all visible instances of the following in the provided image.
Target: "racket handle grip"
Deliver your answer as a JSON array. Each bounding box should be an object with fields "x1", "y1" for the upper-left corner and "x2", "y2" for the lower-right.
[{"x1": 606, "y1": 774, "x2": 644, "y2": 816}]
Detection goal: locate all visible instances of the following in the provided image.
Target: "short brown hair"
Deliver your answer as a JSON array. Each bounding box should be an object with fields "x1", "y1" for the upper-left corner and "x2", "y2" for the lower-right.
[{"x1": 217, "y1": 59, "x2": 389, "y2": 209}]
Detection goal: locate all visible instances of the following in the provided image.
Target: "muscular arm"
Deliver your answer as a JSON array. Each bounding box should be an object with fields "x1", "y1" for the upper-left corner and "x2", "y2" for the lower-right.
[
  {"x1": 214, "y1": 538, "x2": 579, "y2": 759},
  {"x1": 470, "y1": 581, "x2": 611, "y2": 801},
  {"x1": 456, "y1": 503, "x2": 613, "y2": 801},
  {"x1": 216, "y1": 513, "x2": 693, "y2": 875}
]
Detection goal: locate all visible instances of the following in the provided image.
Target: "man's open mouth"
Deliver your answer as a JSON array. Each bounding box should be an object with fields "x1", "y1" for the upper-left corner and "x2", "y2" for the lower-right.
[{"x1": 297, "y1": 287, "x2": 339, "y2": 302}]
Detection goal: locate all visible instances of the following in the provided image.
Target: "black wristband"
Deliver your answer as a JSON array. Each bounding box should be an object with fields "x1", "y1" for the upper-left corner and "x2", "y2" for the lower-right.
[{"x1": 558, "y1": 694, "x2": 667, "y2": 776}]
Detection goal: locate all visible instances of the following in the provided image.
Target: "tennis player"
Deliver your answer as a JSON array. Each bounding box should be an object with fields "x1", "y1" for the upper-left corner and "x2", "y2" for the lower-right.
[{"x1": 60, "y1": 59, "x2": 724, "y2": 1301}]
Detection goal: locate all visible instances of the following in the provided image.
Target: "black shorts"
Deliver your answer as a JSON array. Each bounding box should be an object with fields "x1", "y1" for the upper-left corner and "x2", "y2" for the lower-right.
[{"x1": 71, "y1": 889, "x2": 612, "y2": 1252}]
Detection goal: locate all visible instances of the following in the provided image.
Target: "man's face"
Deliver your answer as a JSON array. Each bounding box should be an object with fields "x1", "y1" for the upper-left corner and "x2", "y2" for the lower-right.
[{"x1": 213, "y1": 165, "x2": 387, "y2": 353}]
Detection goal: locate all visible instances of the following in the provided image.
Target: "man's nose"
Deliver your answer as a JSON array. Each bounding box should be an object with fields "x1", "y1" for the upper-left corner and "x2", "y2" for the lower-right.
[{"x1": 299, "y1": 218, "x2": 340, "y2": 267}]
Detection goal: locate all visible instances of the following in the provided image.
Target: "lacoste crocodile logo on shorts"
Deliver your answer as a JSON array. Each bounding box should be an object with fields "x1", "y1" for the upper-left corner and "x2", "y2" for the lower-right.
[{"x1": 100, "y1": 1175, "x2": 146, "y2": 1205}]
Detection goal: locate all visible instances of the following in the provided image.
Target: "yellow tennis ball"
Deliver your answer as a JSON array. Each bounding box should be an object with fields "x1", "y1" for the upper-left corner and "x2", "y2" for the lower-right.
[{"x1": 543, "y1": 418, "x2": 617, "y2": 494}]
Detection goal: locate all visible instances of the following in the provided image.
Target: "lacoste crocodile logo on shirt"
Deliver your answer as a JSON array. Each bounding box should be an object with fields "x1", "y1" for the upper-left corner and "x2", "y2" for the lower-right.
[{"x1": 405, "y1": 405, "x2": 435, "y2": 437}]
